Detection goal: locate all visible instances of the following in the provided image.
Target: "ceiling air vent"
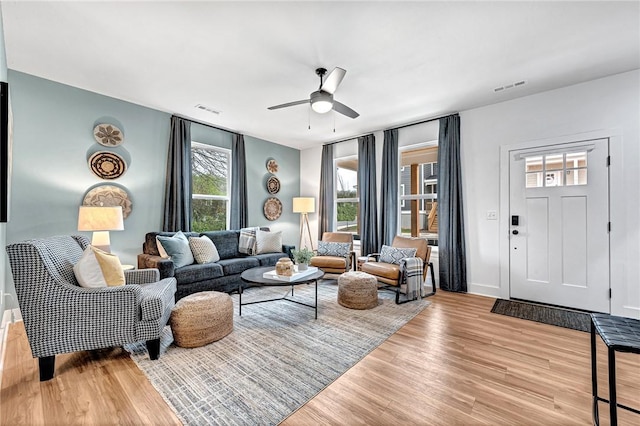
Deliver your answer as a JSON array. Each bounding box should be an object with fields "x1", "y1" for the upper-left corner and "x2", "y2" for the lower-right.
[
  {"x1": 195, "y1": 104, "x2": 221, "y2": 115},
  {"x1": 494, "y1": 80, "x2": 526, "y2": 93}
]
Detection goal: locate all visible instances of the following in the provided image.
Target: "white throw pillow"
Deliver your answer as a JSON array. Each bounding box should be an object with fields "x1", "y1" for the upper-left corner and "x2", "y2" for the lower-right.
[
  {"x1": 255, "y1": 229, "x2": 282, "y2": 254},
  {"x1": 189, "y1": 236, "x2": 220, "y2": 264},
  {"x1": 73, "y1": 246, "x2": 125, "y2": 288}
]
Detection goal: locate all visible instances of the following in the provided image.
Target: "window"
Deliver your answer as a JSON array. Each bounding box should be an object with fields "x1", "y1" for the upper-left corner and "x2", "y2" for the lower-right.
[
  {"x1": 399, "y1": 145, "x2": 438, "y2": 245},
  {"x1": 335, "y1": 156, "x2": 359, "y2": 235},
  {"x1": 191, "y1": 142, "x2": 231, "y2": 232},
  {"x1": 525, "y1": 151, "x2": 587, "y2": 188}
]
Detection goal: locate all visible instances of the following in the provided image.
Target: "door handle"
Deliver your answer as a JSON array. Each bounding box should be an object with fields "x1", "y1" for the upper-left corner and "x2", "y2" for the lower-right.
[{"x1": 512, "y1": 230, "x2": 519, "y2": 235}]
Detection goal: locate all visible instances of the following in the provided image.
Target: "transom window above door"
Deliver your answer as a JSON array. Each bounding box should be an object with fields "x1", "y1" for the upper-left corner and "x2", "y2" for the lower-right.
[{"x1": 525, "y1": 151, "x2": 588, "y2": 188}]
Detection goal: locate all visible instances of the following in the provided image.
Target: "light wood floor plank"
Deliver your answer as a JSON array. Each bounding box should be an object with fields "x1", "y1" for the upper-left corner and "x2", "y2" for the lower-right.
[{"x1": 1, "y1": 291, "x2": 639, "y2": 425}]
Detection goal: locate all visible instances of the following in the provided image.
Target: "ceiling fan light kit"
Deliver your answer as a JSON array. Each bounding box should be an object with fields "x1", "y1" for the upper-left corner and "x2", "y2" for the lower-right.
[
  {"x1": 268, "y1": 67, "x2": 359, "y2": 119},
  {"x1": 310, "y1": 90, "x2": 333, "y2": 113}
]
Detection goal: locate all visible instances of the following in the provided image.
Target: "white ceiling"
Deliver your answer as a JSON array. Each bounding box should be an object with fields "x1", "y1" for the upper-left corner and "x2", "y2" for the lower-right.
[{"x1": 2, "y1": 1, "x2": 639, "y2": 150}]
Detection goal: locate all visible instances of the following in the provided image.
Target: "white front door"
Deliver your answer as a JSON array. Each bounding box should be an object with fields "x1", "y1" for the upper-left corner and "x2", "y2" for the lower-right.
[{"x1": 509, "y1": 139, "x2": 610, "y2": 313}]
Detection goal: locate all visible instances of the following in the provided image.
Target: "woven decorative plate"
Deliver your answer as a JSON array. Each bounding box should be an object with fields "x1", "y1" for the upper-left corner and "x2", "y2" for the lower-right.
[
  {"x1": 88, "y1": 151, "x2": 127, "y2": 179},
  {"x1": 266, "y1": 175, "x2": 281, "y2": 194},
  {"x1": 263, "y1": 197, "x2": 282, "y2": 221},
  {"x1": 82, "y1": 184, "x2": 133, "y2": 219},
  {"x1": 266, "y1": 159, "x2": 278, "y2": 173},
  {"x1": 93, "y1": 123, "x2": 124, "y2": 146}
]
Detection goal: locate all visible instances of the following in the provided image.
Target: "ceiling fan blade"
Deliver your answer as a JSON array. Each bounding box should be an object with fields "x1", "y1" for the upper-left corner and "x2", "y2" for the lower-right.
[
  {"x1": 332, "y1": 100, "x2": 359, "y2": 119},
  {"x1": 321, "y1": 67, "x2": 346, "y2": 94},
  {"x1": 267, "y1": 99, "x2": 310, "y2": 110}
]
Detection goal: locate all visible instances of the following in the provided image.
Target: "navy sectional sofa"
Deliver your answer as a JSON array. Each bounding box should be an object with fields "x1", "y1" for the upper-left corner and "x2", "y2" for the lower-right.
[{"x1": 137, "y1": 230, "x2": 294, "y2": 301}]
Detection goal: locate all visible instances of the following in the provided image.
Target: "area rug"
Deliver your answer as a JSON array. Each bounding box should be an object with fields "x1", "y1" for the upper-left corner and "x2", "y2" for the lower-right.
[
  {"x1": 491, "y1": 298, "x2": 591, "y2": 332},
  {"x1": 125, "y1": 280, "x2": 430, "y2": 425}
]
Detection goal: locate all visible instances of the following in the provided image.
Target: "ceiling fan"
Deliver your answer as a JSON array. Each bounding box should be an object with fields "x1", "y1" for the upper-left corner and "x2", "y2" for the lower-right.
[{"x1": 267, "y1": 67, "x2": 359, "y2": 119}]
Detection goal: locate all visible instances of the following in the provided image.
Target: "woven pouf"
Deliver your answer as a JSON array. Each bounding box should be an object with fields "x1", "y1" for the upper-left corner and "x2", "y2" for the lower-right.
[
  {"x1": 338, "y1": 271, "x2": 379, "y2": 310},
  {"x1": 170, "y1": 291, "x2": 233, "y2": 348}
]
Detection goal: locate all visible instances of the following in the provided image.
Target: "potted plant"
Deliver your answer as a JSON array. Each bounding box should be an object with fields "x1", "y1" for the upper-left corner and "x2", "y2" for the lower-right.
[{"x1": 292, "y1": 247, "x2": 314, "y2": 270}]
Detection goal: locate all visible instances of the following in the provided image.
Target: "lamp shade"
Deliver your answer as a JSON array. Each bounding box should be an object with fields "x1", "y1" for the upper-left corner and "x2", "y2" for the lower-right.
[
  {"x1": 78, "y1": 206, "x2": 124, "y2": 231},
  {"x1": 292, "y1": 197, "x2": 315, "y2": 214}
]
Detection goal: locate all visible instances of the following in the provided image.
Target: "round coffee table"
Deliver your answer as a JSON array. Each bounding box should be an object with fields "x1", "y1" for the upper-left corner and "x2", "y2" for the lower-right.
[{"x1": 240, "y1": 266, "x2": 325, "y2": 319}]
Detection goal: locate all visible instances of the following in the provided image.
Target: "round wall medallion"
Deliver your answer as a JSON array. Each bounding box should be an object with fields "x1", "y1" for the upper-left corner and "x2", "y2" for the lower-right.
[
  {"x1": 266, "y1": 175, "x2": 281, "y2": 194},
  {"x1": 82, "y1": 184, "x2": 133, "y2": 219},
  {"x1": 266, "y1": 159, "x2": 278, "y2": 173},
  {"x1": 93, "y1": 123, "x2": 124, "y2": 146},
  {"x1": 88, "y1": 151, "x2": 127, "y2": 179},
  {"x1": 263, "y1": 197, "x2": 283, "y2": 221}
]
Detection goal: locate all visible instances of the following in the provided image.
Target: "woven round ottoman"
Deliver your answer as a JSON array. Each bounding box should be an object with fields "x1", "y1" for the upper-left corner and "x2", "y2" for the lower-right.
[
  {"x1": 170, "y1": 291, "x2": 233, "y2": 348},
  {"x1": 338, "y1": 271, "x2": 378, "y2": 310}
]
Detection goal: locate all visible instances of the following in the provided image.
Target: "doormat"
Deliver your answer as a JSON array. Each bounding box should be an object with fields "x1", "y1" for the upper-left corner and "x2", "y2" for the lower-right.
[{"x1": 491, "y1": 299, "x2": 591, "y2": 332}]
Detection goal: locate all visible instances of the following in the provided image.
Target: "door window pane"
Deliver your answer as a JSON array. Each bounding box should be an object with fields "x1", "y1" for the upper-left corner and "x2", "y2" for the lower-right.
[
  {"x1": 525, "y1": 156, "x2": 543, "y2": 172},
  {"x1": 545, "y1": 154, "x2": 564, "y2": 170},
  {"x1": 526, "y1": 172, "x2": 543, "y2": 188},
  {"x1": 566, "y1": 168, "x2": 588, "y2": 186}
]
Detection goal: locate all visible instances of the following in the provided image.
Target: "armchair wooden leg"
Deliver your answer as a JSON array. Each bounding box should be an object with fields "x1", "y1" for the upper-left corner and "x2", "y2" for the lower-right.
[
  {"x1": 146, "y1": 338, "x2": 161, "y2": 360},
  {"x1": 39, "y1": 355, "x2": 55, "y2": 381}
]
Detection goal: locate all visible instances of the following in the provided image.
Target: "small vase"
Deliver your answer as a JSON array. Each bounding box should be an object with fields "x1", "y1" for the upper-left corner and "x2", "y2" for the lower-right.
[
  {"x1": 297, "y1": 263, "x2": 308, "y2": 271},
  {"x1": 275, "y1": 257, "x2": 294, "y2": 276}
]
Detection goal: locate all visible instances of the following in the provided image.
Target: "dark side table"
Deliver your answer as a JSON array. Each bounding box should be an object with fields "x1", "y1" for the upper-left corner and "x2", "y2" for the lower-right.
[{"x1": 590, "y1": 313, "x2": 640, "y2": 425}]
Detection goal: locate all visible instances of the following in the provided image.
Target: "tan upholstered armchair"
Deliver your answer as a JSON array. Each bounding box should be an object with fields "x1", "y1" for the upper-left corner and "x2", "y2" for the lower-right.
[
  {"x1": 360, "y1": 235, "x2": 436, "y2": 303},
  {"x1": 309, "y1": 232, "x2": 355, "y2": 274}
]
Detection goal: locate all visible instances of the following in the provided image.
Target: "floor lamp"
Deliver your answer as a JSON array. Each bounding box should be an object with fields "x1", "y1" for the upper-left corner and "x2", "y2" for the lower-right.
[{"x1": 293, "y1": 197, "x2": 315, "y2": 250}]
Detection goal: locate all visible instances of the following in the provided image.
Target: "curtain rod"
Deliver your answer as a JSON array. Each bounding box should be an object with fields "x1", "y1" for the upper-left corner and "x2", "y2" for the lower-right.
[
  {"x1": 172, "y1": 114, "x2": 238, "y2": 135},
  {"x1": 322, "y1": 112, "x2": 458, "y2": 146}
]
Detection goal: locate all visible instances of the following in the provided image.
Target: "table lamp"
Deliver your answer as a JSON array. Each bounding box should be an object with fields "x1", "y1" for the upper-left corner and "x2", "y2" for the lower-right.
[
  {"x1": 292, "y1": 197, "x2": 315, "y2": 250},
  {"x1": 77, "y1": 206, "x2": 124, "y2": 253}
]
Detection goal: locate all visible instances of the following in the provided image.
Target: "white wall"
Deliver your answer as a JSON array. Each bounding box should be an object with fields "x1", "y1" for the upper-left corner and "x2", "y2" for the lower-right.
[
  {"x1": 461, "y1": 70, "x2": 639, "y2": 317},
  {"x1": 301, "y1": 70, "x2": 639, "y2": 317}
]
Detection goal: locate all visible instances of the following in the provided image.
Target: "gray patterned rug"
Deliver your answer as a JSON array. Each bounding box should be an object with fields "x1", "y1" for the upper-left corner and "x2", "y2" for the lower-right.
[
  {"x1": 491, "y1": 298, "x2": 591, "y2": 332},
  {"x1": 125, "y1": 280, "x2": 430, "y2": 425}
]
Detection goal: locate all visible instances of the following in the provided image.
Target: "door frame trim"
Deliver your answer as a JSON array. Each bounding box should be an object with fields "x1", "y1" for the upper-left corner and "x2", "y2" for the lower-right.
[{"x1": 499, "y1": 130, "x2": 622, "y2": 311}]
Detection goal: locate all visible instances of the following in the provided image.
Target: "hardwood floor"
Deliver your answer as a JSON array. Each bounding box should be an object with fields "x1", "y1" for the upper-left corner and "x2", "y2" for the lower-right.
[{"x1": 2, "y1": 291, "x2": 639, "y2": 425}]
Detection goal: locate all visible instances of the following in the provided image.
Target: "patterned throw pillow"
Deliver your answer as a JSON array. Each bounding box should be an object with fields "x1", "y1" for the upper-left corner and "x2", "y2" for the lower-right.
[
  {"x1": 189, "y1": 236, "x2": 220, "y2": 264},
  {"x1": 317, "y1": 241, "x2": 351, "y2": 257},
  {"x1": 255, "y1": 229, "x2": 282, "y2": 254},
  {"x1": 379, "y1": 245, "x2": 417, "y2": 265},
  {"x1": 156, "y1": 231, "x2": 195, "y2": 268}
]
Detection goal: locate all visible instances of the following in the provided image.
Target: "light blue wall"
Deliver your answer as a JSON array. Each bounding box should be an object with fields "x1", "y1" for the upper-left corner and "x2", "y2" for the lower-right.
[{"x1": 4, "y1": 71, "x2": 300, "y2": 308}]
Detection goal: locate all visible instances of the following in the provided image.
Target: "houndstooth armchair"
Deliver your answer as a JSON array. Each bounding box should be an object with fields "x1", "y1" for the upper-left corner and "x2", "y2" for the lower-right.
[{"x1": 6, "y1": 235, "x2": 177, "y2": 381}]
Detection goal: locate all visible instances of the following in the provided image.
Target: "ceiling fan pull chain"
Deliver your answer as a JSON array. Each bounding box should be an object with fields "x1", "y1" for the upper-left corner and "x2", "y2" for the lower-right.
[
  {"x1": 333, "y1": 111, "x2": 336, "y2": 133},
  {"x1": 308, "y1": 107, "x2": 311, "y2": 130}
]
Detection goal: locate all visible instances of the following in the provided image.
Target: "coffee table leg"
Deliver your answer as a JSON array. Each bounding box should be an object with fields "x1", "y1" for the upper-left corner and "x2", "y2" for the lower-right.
[
  {"x1": 239, "y1": 284, "x2": 243, "y2": 316},
  {"x1": 315, "y1": 279, "x2": 318, "y2": 319}
]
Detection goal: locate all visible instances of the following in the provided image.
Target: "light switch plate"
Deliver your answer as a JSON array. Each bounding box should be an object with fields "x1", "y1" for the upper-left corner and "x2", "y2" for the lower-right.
[{"x1": 486, "y1": 210, "x2": 498, "y2": 220}]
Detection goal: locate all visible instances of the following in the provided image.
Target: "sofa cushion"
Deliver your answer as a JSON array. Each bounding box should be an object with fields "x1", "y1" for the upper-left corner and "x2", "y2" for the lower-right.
[
  {"x1": 201, "y1": 230, "x2": 240, "y2": 260},
  {"x1": 253, "y1": 252, "x2": 285, "y2": 266},
  {"x1": 379, "y1": 245, "x2": 417, "y2": 265},
  {"x1": 317, "y1": 241, "x2": 351, "y2": 257},
  {"x1": 144, "y1": 231, "x2": 199, "y2": 257},
  {"x1": 217, "y1": 257, "x2": 260, "y2": 275},
  {"x1": 310, "y1": 255, "x2": 347, "y2": 269},
  {"x1": 174, "y1": 262, "x2": 224, "y2": 285},
  {"x1": 189, "y1": 236, "x2": 220, "y2": 264},
  {"x1": 73, "y1": 246, "x2": 125, "y2": 288},
  {"x1": 361, "y1": 261, "x2": 401, "y2": 280},
  {"x1": 157, "y1": 231, "x2": 195, "y2": 268},
  {"x1": 255, "y1": 229, "x2": 282, "y2": 254}
]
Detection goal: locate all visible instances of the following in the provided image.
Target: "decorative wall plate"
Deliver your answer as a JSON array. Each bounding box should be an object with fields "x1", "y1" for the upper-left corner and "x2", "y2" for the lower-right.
[
  {"x1": 266, "y1": 159, "x2": 278, "y2": 173},
  {"x1": 263, "y1": 197, "x2": 282, "y2": 221},
  {"x1": 266, "y1": 175, "x2": 281, "y2": 194},
  {"x1": 82, "y1": 184, "x2": 133, "y2": 219},
  {"x1": 88, "y1": 151, "x2": 127, "y2": 179},
  {"x1": 93, "y1": 124, "x2": 124, "y2": 146}
]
